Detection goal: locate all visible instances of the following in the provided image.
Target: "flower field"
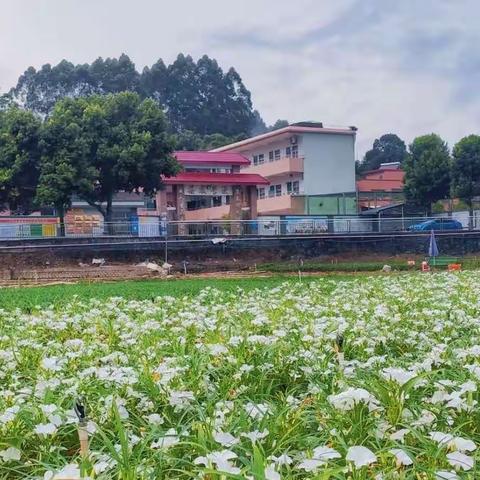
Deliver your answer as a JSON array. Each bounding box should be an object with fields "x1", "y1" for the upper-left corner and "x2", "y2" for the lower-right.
[{"x1": 1, "y1": 273, "x2": 480, "y2": 479}]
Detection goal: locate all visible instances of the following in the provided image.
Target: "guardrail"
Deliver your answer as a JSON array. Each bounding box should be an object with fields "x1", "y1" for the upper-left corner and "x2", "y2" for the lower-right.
[{"x1": 0, "y1": 216, "x2": 475, "y2": 240}]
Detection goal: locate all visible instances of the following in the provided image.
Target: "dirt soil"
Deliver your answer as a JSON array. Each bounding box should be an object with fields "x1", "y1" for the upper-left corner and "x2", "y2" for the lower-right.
[{"x1": 0, "y1": 250, "x2": 422, "y2": 286}]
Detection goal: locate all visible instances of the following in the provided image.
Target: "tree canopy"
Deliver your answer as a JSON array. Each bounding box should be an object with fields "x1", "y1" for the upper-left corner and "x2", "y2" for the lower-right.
[
  {"x1": 404, "y1": 134, "x2": 451, "y2": 213},
  {"x1": 38, "y1": 92, "x2": 180, "y2": 224},
  {"x1": 0, "y1": 108, "x2": 42, "y2": 213},
  {"x1": 359, "y1": 133, "x2": 407, "y2": 174},
  {"x1": 8, "y1": 53, "x2": 259, "y2": 138},
  {"x1": 451, "y1": 134, "x2": 480, "y2": 213}
]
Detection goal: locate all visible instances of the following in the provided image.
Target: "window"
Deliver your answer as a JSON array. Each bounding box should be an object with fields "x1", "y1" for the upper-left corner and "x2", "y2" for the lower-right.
[
  {"x1": 274, "y1": 149, "x2": 281, "y2": 161},
  {"x1": 269, "y1": 151, "x2": 274, "y2": 162},
  {"x1": 268, "y1": 186, "x2": 275, "y2": 197},
  {"x1": 286, "y1": 146, "x2": 291, "y2": 158},
  {"x1": 287, "y1": 181, "x2": 300, "y2": 195},
  {"x1": 258, "y1": 187, "x2": 265, "y2": 199},
  {"x1": 212, "y1": 196, "x2": 222, "y2": 207},
  {"x1": 253, "y1": 154, "x2": 265, "y2": 165},
  {"x1": 291, "y1": 145, "x2": 298, "y2": 158},
  {"x1": 275, "y1": 184, "x2": 282, "y2": 196},
  {"x1": 225, "y1": 195, "x2": 231, "y2": 205}
]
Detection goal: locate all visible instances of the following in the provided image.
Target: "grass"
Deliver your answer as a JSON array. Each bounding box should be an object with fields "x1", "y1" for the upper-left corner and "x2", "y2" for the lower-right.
[
  {"x1": 0, "y1": 275, "x2": 345, "y2": 312},
  {"x1": 260, "y1": 260, "x2": 413, "y2": 273},
  {"x1": 261, "y1": 256, "x2": 480, "y2": 273}
]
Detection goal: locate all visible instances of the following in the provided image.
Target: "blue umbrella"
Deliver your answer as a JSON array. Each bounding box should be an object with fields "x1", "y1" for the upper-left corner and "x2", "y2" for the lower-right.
[{"x1": 429, "y1": 229, "x2": 439, "y2": 258}]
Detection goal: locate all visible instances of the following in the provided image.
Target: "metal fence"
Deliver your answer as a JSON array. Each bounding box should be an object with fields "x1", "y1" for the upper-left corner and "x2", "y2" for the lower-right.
[{"x1": 0, "y1": 216, "x2": 476, "y2": 240}]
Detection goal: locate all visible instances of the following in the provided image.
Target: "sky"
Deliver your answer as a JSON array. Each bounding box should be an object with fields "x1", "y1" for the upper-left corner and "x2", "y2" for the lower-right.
[{"x1": 1, "y1": 0, "x2": 479, "y2": 158}]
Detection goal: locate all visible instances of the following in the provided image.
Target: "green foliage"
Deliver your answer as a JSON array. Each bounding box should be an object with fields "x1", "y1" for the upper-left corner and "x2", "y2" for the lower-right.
[
  {"x1": 358, "y1": 133, "x2": 407, "y2": 174},
  {"x1": 10, "y1": 53, "x2": 259, "y2": 138},
  {"x1": 10, "y1": 55, "x2": 139, "y2": 116},
  {"x1": 0, "y1": 276, "x2": 334, "y2": 312},
  {"x1": 260, "y1": 260, "x2": 413, "y2": 273},
  {"x1": 173, "y1": 130, "x2": 247, "y2": 151},
  {"x1": 451, "y1": 134, "x2": 480, "y2": 211},
  {"x1": 0, "y1": 108, "x2": 42, "y2": 213},
  {"x1": 42, "y1": 92, "x2": 180, "y2": 221},
  {"x1": 404, "y1": 134, "x2": 451, "y2": 212}
]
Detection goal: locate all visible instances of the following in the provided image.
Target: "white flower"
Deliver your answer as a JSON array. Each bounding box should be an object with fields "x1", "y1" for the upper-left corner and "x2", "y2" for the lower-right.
[
  {"x1": 45, "y1": 464, "x2": 84, "y2": 480},
  {"x1": 382, "y1": 367, "x2": 417, "y2": 385},
  {"x1": 328, "y1": 388, "x2": 379, "y2": 412},
  {"x1": 34, "y1": 423, "x2": 57, "y2": 435},
  {"x1": 412, "y1": 410, "x2": 436, "y2": 427},
  {"x1": 346, "y1": 446, "x2": 377, "y2": 468},
  {"x1": 169, "y1": 391, "x2": 195, "y2": 408},
  {"x1": 0, "y1": 447, "x2": 21, "y2": 461},
  {"x1": 297, "y1": 459, "x2": 325, "y2": 472},
  {"x1": 436, "y1": 471, "x2": 459, "y2": 479},
  {"x1": 244, "y1": 402, "x2": 271, "y2": 421},
  {"x1": 242, "y1": 429, "x2": 269, "y2": 442},
  {"x1": 390, "y1": 429, "x2": 409, "y2": 442},
  {"x1": 389, "y1": 448, "x2": 413, "y2": 466},
  {"x1": 269, "y1": 454, "x2": 292, "y2": 466},
  {"x1": 40, "y1": 404, "x2": 57, "y2": 415},
  {"x1": 213, "y1": 431, "x2": 239, "y2": 447},
  {"x1": 451, "y1": 436, "x2": 476, "y2": 452},
  {"x1": 146, "y1": 413, "x2": 164, "y2": 425},
  {"x1": 194, "y1": 450, "x2": 240, "y2": 475},
  {"x1": 429, "y1": 432, "x2": 454, "y2": 445},
  {"x1": 151, "y1": 428, "x2": 179, "y2": 449},
  {"x1": 208, "y1": 344, "x2": 228, "y2": 355},
  {"x1": 312, "y1": 446, "x2": 342, "y2": 462},
  {"x1": 297, "y1": 446, "x2": 341, "y2": 472},
  {"x1": 41, "y1": 357, "x2": 62, "y2": 372},
  {"x1": 265, "y1": 464, "x2": 280, "y2": 480},
  {"x1": 446, "y1": 451, "x2": 474, "y2": 471}
]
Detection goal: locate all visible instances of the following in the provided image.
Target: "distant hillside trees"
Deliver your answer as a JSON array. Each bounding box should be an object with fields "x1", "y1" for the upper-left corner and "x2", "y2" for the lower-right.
[{"x1": 8, "y1": 53, "x2": 260, "y2": 139}]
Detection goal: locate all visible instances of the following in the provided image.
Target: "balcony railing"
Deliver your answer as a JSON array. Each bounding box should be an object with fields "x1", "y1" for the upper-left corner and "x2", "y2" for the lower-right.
[
  {"x1": 243, "y1": 156, "x2": 304, "y2": 177},
  {"x1": 257, "y1": 194, "x2": 305, "y2": 215}
]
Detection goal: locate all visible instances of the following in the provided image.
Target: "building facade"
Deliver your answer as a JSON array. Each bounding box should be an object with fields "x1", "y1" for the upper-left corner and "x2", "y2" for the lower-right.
[
  {"x1": 356, "y1": 162, "x2": 405, "y2": 210},
  {"x1": 155, "y1": 151, "x2": 269, "y2": 222},
  {"x1": 212, "y1": 122, "x2": 357, "y2": 215}
]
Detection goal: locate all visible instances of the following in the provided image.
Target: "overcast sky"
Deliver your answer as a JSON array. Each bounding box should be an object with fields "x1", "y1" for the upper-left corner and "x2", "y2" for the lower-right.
[{"x1": 1, "y1": 0, "x2": 479, "y2": 157}]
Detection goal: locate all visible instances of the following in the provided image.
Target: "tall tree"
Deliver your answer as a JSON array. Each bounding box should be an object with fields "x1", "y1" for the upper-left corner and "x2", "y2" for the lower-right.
[
  {"x1": 162, "y1": 54, "x2": 255, "y2": 136},
  {"x1": 0, "y1": 108, "x2": 42, "y2": 213},
  {"x1": 451, "y1": 134, "x2": 480, "y2": 226},
  {"x1": 37, "y1": 103, "x2": 95, "y2": 235},
  {"x1": 360, "y1": 133, "x2": 407, "y2": 174},
  {"x1": 404, "y1": 134, "x2": 451, "y2": 214},
  {"x1": 250, "y1": 110, "x2": 267, "y2": 135},
  {"x1": 45, "y1": 92, "x2": 180, "y2": 227},
  {"x1": 8, "y1": 53, "x2": 260, "y2": 137},
  {"x1": 140, "y1": 59, "x2": 168, "y2": 103},
  {"x1": 10, "y1": 54, "x2": 139, "y2": 115}
]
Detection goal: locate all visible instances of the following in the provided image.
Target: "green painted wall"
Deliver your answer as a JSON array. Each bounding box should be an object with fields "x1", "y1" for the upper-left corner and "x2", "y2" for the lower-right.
[{"x1": 305, "y1": 194, "x2": 357, "y2": 215}]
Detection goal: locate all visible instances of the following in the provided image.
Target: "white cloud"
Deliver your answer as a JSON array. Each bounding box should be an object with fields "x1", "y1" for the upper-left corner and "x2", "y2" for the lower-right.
[{"x1": 1, "y1": 0, "x2": 479, "y2": 157}]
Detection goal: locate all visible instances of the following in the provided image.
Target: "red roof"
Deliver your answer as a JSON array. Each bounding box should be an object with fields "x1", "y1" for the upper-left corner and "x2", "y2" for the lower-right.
[
  {"x1": 164, "y1": 172, "x2": 269, "y2": 186},
  {"x1": 174, "y1": 151, "x2": 250, "y2": 165}
]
